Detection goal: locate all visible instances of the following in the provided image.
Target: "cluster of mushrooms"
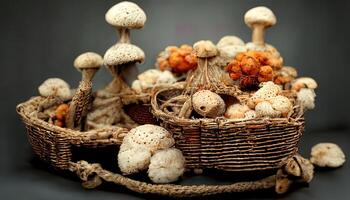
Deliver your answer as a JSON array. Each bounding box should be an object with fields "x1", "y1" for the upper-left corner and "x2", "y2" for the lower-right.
[
  {"x1": 31, "y1": 1, "x2": 346, "y2": 187},
  {"x1": 152, "y1": 7, "x2": 317, "y2": 121}
]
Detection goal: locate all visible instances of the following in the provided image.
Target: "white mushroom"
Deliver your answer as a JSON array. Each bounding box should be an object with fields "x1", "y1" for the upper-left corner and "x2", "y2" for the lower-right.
[
  {"x1": 104, "y1": 43, "x2": 145, "y2": 94},
  {"x1": 105, "y1": 1, "x2": 146, "y2": 43},
  {"x1": 148, "y1": 148, "x2": 185, "y2": 183},
  {"x1": 192, "y1": 90, "x2": 225, "y2": 118},
  {"x1": 247, "y1": 81, "x2": 281, "y2": 109},
  {"x1": 73, "y1": 52, "x2": 103, "y2": 81},
  {"x1": 38, "y1": 78, "x2": 71, "y2": 101},
  {"x1": 121, "y1": 124, "x2": 175, "y2": 154},
  {"x1": 118, "y1": 146, "x2": 152, "y2": 175},
  {"x1": 193, "y1": 40, "x2": 218, "y2": 58},
  {"x1": 156, "y1": 70, "x2": 177, "y2": 84},
  {"x1": 225, "y1": 103, "x2": 250, "y2": 119},
  {"x1": 310, "y1": 143, "x2": 346, "y2": 168},
  {"x1": 297, "y1": 88, "x2": 316, "y2": 110},
  {"x1": 244, "y1": 6, "x2": 276, "y2": 46},
  {"x1": 270, "y1": 95, "x2": 293, "y2": 117},
  {"x1": 292, "y1": 77, "x2": 318, "y2": 91},
  {"x1": 255, "y1": 101, "x2": 281, "y2": 118},
  {"x1": 216, "y1": 35, "x2": 245, "y2": 48},
  {"x1": 137, "y1": 69, "x2": 163, "y2": 85},
  {"x1": 244, "y1": 110, "x2": 257, "y2": 119}
]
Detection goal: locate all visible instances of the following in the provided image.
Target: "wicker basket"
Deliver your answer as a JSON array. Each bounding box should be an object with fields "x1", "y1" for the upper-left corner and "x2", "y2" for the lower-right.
[
  {"x1": 16, "y1": 95, "x2": 152, "y2": 170},
  {"x1": 151, "y1": 86, "x2": 305, "y2": 172}
]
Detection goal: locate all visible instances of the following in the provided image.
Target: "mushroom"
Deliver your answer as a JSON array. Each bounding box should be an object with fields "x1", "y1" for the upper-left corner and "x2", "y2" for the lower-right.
[
  {"x1": 117, "y1": 125, "x2": 176, "y2": 175},
  {"x1": 225, "y1": 103, "x2": 250, "y2": 119},
  {"x1": 148, "y1": 148, "x2": 185, "y2": 183},
  {"x1": 186, "y1": 40, "x2": 219, "y2": 89},
  {"x1": 192, "y1": 90, "x2": 226, "y2": 118},
  {"x1": 292, "y1": 77, "x2": 318, "y2": 91},
  {"x1": 274, "y1": 66, "x2": 298, "y2": 86},
  {"x1": 255, "y1": 101, "x2": 281, "y2": 118},
  {"x1": 244, "y1": 6, "x2": 276, "y2": 46},
  {"x1": 118, "y1": 146, "x2": 152, "y2": 175},
  {"x1": 216, "y1": 35, "x2": 245, "y2": 48},
  {"x1": 247, "y1": 81, "x2": 281, "y2": 109},
  {"x1": 104, "y1": 43, "x2": 145, "y2": 94},
  {"x1": 297, "y1": 88, "x2": 316, "y2": 110},
  {"x1": 105, "y1": 1, "x2": 146, "y2": 44},
  {"x1": 214, "y1": 37, "x2": 247, "y2": 68},
  {"x1": 38, "y1": 78, "x2": 71, "y2": 101},
  {"x1": 310, "y1": 143, "x2": 346, "y2": 168},
  {"x1": 65, "y1": 52, "x2": 103, "y2": 130},
  {"x1": 270, "y1": 95, "x2": 293, "y2": 117},
  {"x1": 121, "y1": 124, "x2": 175, "y2": 154}
]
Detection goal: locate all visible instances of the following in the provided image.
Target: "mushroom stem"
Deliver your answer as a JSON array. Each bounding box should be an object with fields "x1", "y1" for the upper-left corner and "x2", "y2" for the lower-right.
[
  {"x1": 118, "y1": 28, "x2": 130, "y2": 43},
  {"x1": 252, "y1": 24, "x2": 265, "y2": 45},
  {"x1": 105, "y1": 64, "x2": 134, "y2": 94},
  {"x1": 82, "y1": 69, "x2": 98, "y2": 82}
]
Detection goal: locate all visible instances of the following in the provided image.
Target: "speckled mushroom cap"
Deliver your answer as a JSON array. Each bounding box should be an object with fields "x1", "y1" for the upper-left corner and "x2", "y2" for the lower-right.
[
  {"x1": 74, "y1": 52, "x2": 103, "y2": 71},
  {"x1": 38, "y1": 78, "x2": 71, "y2": 100},
  {"x1": 217, "y1": 35, "x2": 245, "y2": 48},
  {"x1": 244, "y1": 6, "x2": 276, "y2": 28},
  {"x1": 105, "y1": 1, "x2": 146, "y2": 29},
  {"x1": 121, "y1": 124, "x2": 175, "y2": 154},
  {"x1": 104, "y1": 43, "x2": 145, "y2": 67},
  {"x1": 192, "y1": 90, "x2": 226, "y2": 118},
  {"x1": 193, "y1": 40, "x2": 218, "y2": 58}
]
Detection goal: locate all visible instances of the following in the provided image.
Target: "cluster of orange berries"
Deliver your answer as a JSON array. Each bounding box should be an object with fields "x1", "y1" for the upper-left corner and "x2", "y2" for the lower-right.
[
  {"x1": 156, "y1": 45, "x2": 197, "y2": 74},
  {"x1": 226, "y1": 51, "x2": 282, "y2": 89}
]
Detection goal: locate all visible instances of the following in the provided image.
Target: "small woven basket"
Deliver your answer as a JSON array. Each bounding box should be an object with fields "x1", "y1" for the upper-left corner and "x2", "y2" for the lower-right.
[{"x1": 151, "y1": 86, "x2": 305, "y2": 172}]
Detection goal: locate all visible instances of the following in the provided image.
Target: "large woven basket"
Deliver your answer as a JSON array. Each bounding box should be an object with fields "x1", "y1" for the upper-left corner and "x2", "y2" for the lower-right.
[{"x1": 151, "y1": 86, "x2": 305, "y2": 172}]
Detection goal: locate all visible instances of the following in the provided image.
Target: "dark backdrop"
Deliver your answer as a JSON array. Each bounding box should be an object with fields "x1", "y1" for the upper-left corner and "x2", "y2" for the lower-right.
[{"x1": 1, "y1": 0, "x2": 349, "y2": 199}]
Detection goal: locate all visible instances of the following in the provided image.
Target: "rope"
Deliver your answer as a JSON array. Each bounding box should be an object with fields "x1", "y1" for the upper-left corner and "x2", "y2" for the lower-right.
[{"x1": 69, "y1": 161, "x2": 276, "y2": 197}]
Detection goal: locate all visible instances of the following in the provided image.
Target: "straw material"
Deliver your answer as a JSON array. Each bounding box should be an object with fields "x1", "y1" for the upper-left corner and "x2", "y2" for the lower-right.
[
  {"x1": 151, "y1": 86, "x2": 304, "y2": 172},
  {"x1": 69, "y1": 160, "x2": 276, "y2": 197}
]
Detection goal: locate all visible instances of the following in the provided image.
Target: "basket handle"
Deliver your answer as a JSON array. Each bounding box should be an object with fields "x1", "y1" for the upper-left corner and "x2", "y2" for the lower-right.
[{"x1": 69, "y1": 160, "x2": 276, "y2": 197}]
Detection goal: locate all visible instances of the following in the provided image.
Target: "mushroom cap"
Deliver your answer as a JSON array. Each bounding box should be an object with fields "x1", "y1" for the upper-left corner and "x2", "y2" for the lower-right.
[
  {"x1": 297, "y1": 88, "x2": 316, "y2": 110},
  {"x1": 74, "y1": 52, "x2": 103, "y2": 71},
  {"x1": 225, "y1": 103, "x2": 250, "y2": 119},
  {"x1": 118, "y1": 146, "x2": 152, "y2": 175},
  {"x1": 104, "y1": 43, "x2": 145, "y2": 67},
  {"x1": 38, "y1": 78, "x2": 71, "y2": 100},
  {"x1": 137, "y1": 69, "x2": 162, "y2": 85},
  {"x1": 121, "y1": 124, "x2": 175, "y2": 154},
  {"x1": 247, "y1": 81, "x2": 281, "y2": 108},
  {"x1": 270, "y1": 95, "x2": 293, "y2": 116},
  {"x1": 148, "y1": 148, "x2": 185, "y2": 183},
  {"x1": 217, "y1": 35, "x2": 245, "y2": 48},
  {"x1": 105, "y1": 1, "x2": 146, "y2": 29},
  {"x1": 292, "y1": 77, "x2": 318, "y2": 91},
  {"x1": 192, "y1": 90, "x2": 226, "y2": 118},
  {"x1": 244, "y1": 6, "x2": 276, "y2": 28},
  {"x1": 280, "y1": 66, "x2": 298, "y2": 78},
  {"x1": 310, "y1": 143, "x2": 346, "y2": 168},
  {"x1": 255, "y1": 101, "x2": 281, "y2": 118},
  {"x1": 193, "y1": 40, "x2": 218, "y2": 58}
]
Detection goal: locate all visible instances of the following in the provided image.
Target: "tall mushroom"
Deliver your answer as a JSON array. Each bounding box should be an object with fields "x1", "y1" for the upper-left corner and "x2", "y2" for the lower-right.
[
  {"x1": 66, "y1": 52, "x2": 103, "y2": 130},
  {"x1": 244, "y1": 6, "x2": 276, "y2": 46},
  {"x1": 105, "y1": 1, "x2": 146, "y2": 44},
  {"x1": 102, "y1": 1, "x2": 147, "y2": 94},
  {"x1": 185, "y1": 40, "x2": 221, "y2": 92},
  {"x1": 103, "y1": 43, "x2": 145, "y2": 94}
]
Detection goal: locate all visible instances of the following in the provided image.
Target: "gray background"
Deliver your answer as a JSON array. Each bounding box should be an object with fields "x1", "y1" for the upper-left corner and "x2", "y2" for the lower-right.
[{"x1": 1, "y1": 0, "x2": 349, "y2": 199}]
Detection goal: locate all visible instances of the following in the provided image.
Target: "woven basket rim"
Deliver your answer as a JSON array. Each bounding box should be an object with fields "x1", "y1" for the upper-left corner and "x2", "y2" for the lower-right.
[
  {"x1": 151, "y1": 87, "x2": 304, "y2": 126},
  {"x1": 16, "y1": 96, "x2": 132, "y2": 145}
]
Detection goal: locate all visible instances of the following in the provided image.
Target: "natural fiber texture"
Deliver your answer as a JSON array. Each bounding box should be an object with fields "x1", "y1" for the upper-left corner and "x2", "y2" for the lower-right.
[
  {"x1": 151, "y1": 86, "x2": 304, "y2": 172},
  {"x1": 69, "y1": 160, "x2": 276, "y2": 197},
  {"x1": 16, "y1": 95, "x2": 149, "y2": 169}
]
